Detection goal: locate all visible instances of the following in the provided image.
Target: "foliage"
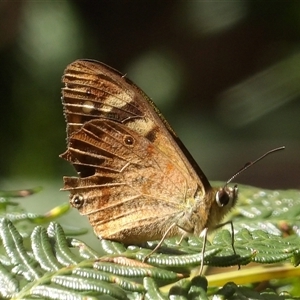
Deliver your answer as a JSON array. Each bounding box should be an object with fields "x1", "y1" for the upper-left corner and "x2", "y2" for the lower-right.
[{"x1": 0, "y1": 185, "x2": 299, "y2": 299}]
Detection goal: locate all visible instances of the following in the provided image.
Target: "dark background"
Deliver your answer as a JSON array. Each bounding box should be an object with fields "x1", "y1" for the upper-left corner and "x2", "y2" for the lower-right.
[{"x1": 1, "y1": 1, "x2": 299, "y2": 194}]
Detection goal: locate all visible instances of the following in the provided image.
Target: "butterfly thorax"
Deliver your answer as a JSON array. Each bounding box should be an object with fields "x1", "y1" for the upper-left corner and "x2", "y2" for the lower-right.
[{"x1": 176, "y1": 185, "x2": 238, "y2": 236}]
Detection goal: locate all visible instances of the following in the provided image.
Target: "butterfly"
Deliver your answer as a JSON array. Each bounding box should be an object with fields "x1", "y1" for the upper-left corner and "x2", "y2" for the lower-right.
[{"x1": 60, "y1": 59, "x2": 283, "y2": 271}]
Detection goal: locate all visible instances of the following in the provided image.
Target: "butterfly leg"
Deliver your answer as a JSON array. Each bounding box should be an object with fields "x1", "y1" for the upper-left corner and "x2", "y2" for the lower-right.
[
  {"x1": 176, "y1": 232, "x2": 187, "y2": 245},
  {"x1": 142, "y1": 222, "x2": 177, "y2": 263},
  {"x1": 214, "y1": 220, "x2": 240, "y2": 270},
  {"x1": 199, "y1": 227, "x2": 208, "y2": 275}
]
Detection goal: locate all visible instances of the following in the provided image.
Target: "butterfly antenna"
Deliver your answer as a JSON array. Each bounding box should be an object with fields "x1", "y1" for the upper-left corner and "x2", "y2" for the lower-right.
[{"x1": 225, "y1": 146, "x2": 285, "y2": 186}]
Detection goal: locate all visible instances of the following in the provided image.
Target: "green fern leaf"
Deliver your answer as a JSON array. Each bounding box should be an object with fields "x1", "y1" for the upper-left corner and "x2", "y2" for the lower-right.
[{"x1": 0, "y1": 185, "x2": 300, "y2": 299}]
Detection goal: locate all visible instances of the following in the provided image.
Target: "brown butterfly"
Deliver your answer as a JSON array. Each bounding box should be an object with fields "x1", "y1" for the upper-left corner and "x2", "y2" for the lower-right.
[{"x1": 60, "y1": 59, "x2": 283, "y2": 270}]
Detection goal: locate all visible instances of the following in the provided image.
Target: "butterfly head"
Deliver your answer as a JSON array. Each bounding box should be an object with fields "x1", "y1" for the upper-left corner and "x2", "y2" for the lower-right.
[
  {"x1": 202, "y1": 184, "x2": 238, "y2": 231},
  {"x1": 216, "y1": 184, "x2": 238, "y2": 208}
]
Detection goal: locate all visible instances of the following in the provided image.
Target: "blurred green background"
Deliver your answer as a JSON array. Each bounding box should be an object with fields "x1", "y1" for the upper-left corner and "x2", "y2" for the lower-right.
[{"x1": 0, "y1": 1, "x2": 299, "y2": 205}]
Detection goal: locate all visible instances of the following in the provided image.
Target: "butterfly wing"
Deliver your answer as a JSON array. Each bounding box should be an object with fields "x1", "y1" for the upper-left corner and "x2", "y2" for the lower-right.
[
  {"x1": 61, "y1": 59, "x2": 213, "y2": 242},
  {"x1": 62, "y1": 118, "x2": 198, "y2": 242}
]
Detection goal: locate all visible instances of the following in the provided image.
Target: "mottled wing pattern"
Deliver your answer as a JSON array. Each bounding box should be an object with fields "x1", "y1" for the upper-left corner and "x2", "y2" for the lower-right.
[
  {"x1": 60, "y1": 59, "x2": 212, "y2": 242},
  {"x1": 62, "y1": 119, "x2": 195, "y2": 242}
]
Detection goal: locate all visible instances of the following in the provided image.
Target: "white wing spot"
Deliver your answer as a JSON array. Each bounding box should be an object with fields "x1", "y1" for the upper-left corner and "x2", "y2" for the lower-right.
[
  {"x1": 82, "y1": 101, "x2": 94, "y2": 113},
  {"x1": 103, "y1": 93, "x2": 132, "y2": 109}
]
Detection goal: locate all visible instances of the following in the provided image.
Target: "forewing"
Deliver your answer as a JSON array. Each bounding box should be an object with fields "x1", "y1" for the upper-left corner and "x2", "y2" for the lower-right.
[{"x1": 62, "y1": 59, "x2": 211, "y2": 193}]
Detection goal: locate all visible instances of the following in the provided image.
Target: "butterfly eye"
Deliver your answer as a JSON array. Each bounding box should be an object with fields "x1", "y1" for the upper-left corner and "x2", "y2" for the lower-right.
[
  {"x1": 124, "y1": 135, "x2": 134, "y2": 146},
  {"x1": 71, "y1": 194, "x2": 84, "y2": 209},
  {"x1": 216, "y1": 189, "x2": 230, "y2": 207}
]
